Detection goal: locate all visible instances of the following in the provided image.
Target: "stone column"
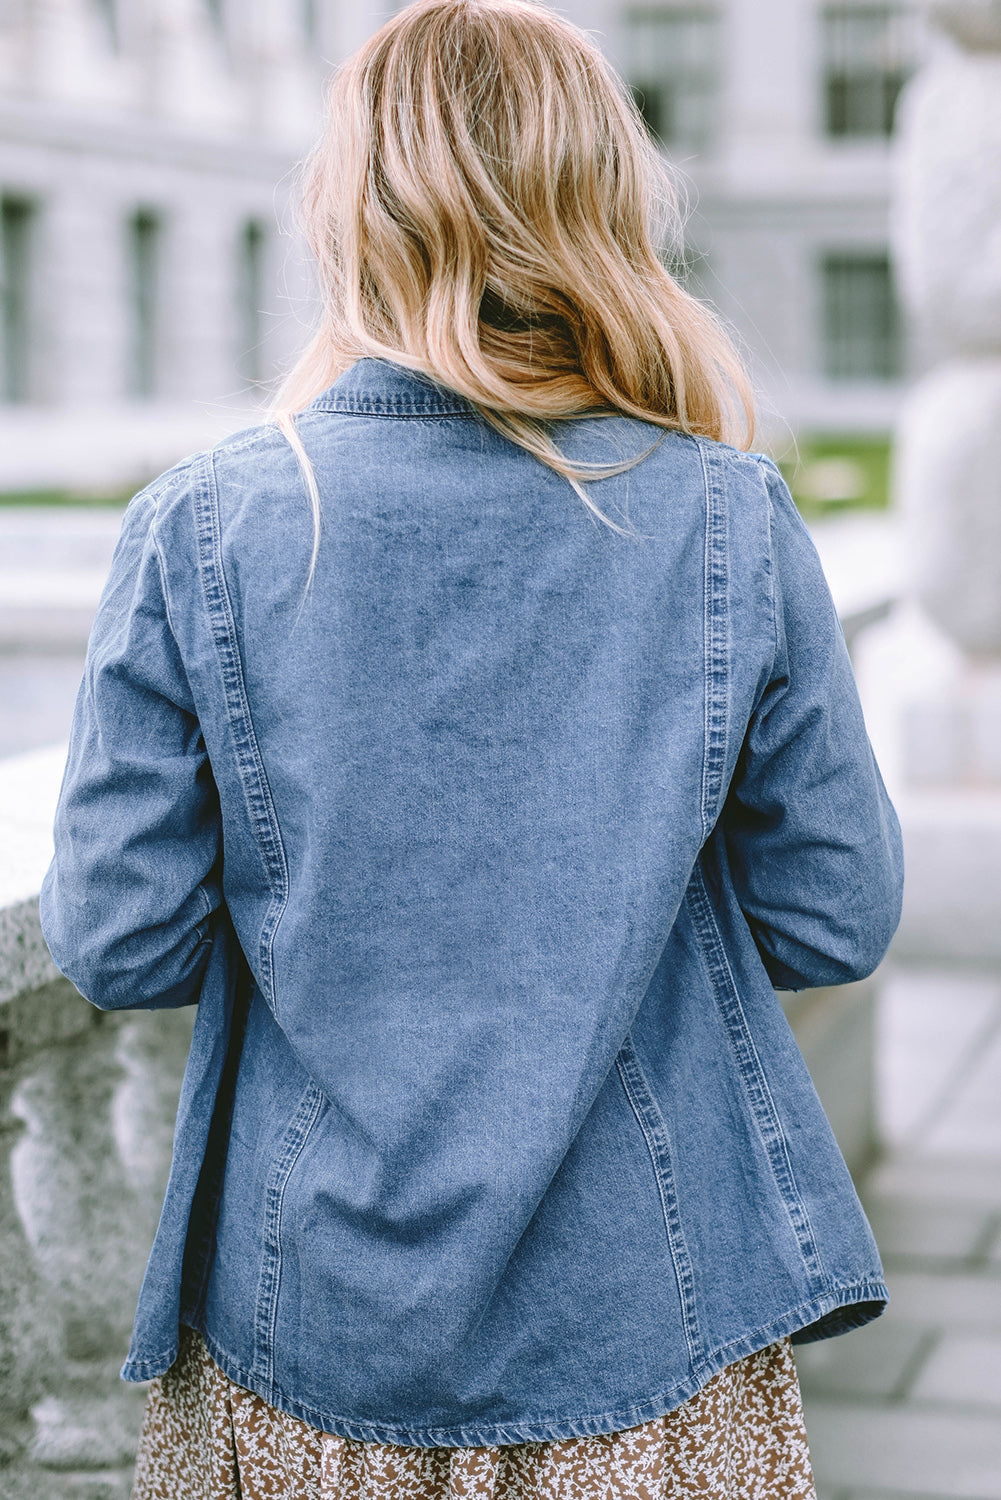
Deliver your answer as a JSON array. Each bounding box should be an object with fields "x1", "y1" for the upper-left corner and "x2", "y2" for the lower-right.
[
  {"x1": 43, "y1": 184, "x2": 131, "y2": 408},
  {"x1": 242, "y1": 0, "x2": 322, "y2": 147},
  {"x1": 146, "y1": 0, "x2": 242, "y2": 132}
]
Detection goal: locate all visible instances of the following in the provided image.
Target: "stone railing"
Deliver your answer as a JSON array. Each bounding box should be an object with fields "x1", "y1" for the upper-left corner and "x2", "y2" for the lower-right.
[
  {"x1": 0, "y1": 748, "x2": 194, "y2": 1500},
  {"x1": 0, "y1": 744, "x2": 878, "y2": 1498}
]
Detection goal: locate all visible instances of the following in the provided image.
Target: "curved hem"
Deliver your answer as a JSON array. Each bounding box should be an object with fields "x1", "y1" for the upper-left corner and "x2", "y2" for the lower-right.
[{"x1": 121, "y1": 1278, "x2": 887, "y2": 1448}]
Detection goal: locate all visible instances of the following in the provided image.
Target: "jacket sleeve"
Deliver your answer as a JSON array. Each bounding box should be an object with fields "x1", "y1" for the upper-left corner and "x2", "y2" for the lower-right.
[
  {"x1": 723, "y1": 458, "x2": 904, "y2": 991},
  {"x1": 39, "y1": 473, "x2": 222, "y2": 1010}
]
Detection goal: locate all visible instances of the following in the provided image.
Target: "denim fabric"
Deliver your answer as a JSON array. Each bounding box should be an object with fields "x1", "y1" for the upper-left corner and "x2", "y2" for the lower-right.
[{"x1": 40, "y1": 357, "x2": 903, "y2": 1447}]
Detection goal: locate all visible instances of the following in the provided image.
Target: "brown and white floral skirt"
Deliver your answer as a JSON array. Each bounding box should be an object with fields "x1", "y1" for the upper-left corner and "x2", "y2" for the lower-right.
[{"x1": 131, "y1": 1325, "x2": 817, "y2": 1500}]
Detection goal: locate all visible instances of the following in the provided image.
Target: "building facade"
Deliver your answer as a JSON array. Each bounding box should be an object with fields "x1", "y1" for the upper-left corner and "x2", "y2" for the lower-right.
[
  {"x1": 0, "y1": 0, "x2": 922, "y2": 495},
  {"x1": 0, "y1": 0, "x2": 382, "y2": 494},
  {"x1": 602, "y1": 0, "x2": 924, "y2": 446}
]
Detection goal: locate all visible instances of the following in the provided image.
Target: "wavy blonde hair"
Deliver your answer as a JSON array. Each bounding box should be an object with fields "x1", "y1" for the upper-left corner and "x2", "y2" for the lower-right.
[{"x1": 271, "y1": 0, "x2": 754, "y2": 552}]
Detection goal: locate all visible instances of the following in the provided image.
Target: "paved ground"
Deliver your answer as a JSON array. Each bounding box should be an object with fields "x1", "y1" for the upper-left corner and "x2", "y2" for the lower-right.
[{"x1": 796, "y1": 964, "x2": 1001, "y2": 1500}]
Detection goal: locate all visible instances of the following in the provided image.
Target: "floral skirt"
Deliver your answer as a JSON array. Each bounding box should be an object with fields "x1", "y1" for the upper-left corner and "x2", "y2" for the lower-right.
[{"x1": 131, "y1": 1325, "x2": 817, "y2": 1500}]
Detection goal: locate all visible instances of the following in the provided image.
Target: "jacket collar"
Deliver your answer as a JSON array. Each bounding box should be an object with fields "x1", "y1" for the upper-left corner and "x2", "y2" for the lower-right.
[{"x1": 307, "y1": 358, "x2": 476, "y2": 417}]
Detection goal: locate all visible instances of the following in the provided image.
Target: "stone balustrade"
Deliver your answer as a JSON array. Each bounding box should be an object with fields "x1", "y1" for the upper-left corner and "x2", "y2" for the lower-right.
[
  {"x1": 0, "y1": 748, "x2": 194, "y2": 1500},
  {"x1": 0, "y1": 744, "x2": 878, "y2": 1499}
]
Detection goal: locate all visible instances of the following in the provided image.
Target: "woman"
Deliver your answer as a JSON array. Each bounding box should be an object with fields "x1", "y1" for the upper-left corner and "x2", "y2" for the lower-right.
[{"x1": 40, "y1": 1, "x2": 903, "y2": 1496}]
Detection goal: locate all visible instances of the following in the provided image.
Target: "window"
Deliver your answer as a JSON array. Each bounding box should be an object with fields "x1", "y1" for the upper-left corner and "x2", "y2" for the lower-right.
[
  {"x1": 821, "y1": 252, "x2": 900, "y2": 380},
  {"x1": 127, "y1": 209, "x2": 161, "y2": 398},
  {"x1": 624, "y1": 9, "x2": 719, "y2": 153},
  {"x1": 1, "y1": 196, "x2": 35, "y2": 404},
  {"x1": 237, "y1": 219, "x2": 266, "y2": 385},
  {"x1": 821, "y1": 6, "x2": 918, "y2": 138}
]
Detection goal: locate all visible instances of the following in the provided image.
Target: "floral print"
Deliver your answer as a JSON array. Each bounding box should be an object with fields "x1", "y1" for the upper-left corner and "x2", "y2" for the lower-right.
[{"x1": 132, "y1": 1326, "x2": 816, "y2": 1499}]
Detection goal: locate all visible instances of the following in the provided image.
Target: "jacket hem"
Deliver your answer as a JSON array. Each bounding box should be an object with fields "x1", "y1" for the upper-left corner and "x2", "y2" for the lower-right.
[{"x1": 120, "y1": 1278, "x2": 887, "y2": 1446}]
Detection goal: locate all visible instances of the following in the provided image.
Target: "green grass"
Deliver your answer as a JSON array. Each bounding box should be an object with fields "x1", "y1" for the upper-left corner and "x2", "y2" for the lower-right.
[
  {"x1": 0, "y1": 486, "x2": 135, "y2": 508},
  {"x1": 774, "y1": 435, "x2": 892, "y2": 520}
]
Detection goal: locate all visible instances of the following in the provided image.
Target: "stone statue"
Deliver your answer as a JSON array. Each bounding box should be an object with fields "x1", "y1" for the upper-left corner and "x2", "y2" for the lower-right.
[
  {"x1": 894, "y1": 0, "x2": 1001, "y2": 657},
  {"x1": 879, "y1": 0, "x2": 1001, "y2": 960}
]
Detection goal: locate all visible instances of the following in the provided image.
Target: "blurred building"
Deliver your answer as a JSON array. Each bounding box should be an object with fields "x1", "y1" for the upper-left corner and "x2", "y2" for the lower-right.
[
  {"x1": 0, "y1": 0, "x2": 389, "y2": 495},
  {"x1": 0, "y1": 0, "x2": 923, "y2": 496},
  {"x1": 596, "y1": 0, "x2": 925, "y2": 445}
]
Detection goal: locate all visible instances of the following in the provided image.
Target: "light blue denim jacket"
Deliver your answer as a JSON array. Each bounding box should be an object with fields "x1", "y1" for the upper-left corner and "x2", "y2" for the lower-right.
[{"x1": 40, "y1": 358, "x2": 903, "y2": 1447}]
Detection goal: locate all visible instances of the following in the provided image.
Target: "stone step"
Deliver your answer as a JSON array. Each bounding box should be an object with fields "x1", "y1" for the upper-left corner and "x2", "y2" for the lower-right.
[
  {"x1": 864, "y1": 1152, "x2": 1001, "y2": 1210},
  {"x1": 804, "y1": 1400, "x2": 1001, "y2": 1499},
  {"x1": 877, "y1": 1268, "x2": 1001, "y2": 1333}
]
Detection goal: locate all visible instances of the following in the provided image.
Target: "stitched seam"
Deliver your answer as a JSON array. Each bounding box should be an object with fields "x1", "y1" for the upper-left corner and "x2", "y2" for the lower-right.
[
  {"x1": 151, "y1": 486, "x2": 218, "y2": 938},
  {"x1": 699, "y1": 440, "x2": 712, "y2": 841},
  {"x1": 753, "y1": 456, "x2": 781, "y2": 674},
  {"x1": 305, "y1": 406, "x2": 478, "y2": 420},
  {"x1": 195, "y1": 454, "x2": 290, "y2": 1014},
  {"x1": 615, "y1": 1038, "x2": 703, "y2": 1368},
  {"x1": 251, "y1": 1082, "x2": 325, "y2": 1391},
  {"x1": 125, "y1": 1277, "x2": 886, "y2": 1390},
  {"x1": 696, "y1": 438, "x2": 729, "y2": 840},
  {"x1": 686, "y1": 868, "x2": 827, "y2": 1290},
  {"x1": 170, "y1": 1277, "x2": 886, "y2": 1444}
]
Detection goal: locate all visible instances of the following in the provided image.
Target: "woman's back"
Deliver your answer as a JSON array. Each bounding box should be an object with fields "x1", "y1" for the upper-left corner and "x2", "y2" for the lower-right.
[{"x1": 41, "y1": 355, "x2": 901, "y2": 1444}]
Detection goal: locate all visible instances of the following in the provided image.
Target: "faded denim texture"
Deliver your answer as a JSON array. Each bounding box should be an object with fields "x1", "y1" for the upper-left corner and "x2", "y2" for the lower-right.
[{"x1": 40, "y1": 358, "x2": 904, "y2": 1447}]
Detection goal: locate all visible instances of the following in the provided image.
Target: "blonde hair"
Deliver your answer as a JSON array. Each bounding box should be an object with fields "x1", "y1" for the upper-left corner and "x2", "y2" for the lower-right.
[{"x1": 271, "y1": 0, "x2": 754, "y2": 556}]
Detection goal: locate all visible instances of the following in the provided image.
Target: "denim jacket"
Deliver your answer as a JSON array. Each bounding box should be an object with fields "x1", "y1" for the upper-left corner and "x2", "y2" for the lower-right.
[{"x1": 40, "y1": 358, "x2": 903, "y2": 1447}]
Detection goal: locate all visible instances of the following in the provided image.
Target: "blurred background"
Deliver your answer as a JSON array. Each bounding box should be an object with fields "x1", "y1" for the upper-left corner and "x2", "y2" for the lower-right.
[
  {"x1": 0, "y1": 0, "x2": 917, "y2": 756},
  {"x1": 1, "y1": 2, "x2": 999, "y2": 1498}
]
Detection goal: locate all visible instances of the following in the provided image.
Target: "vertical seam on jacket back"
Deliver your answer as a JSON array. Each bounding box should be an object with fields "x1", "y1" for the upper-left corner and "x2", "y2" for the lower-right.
[
  {"x1": 194, "y1": 454, "x2": 290, "y2": 1015},
  {"x1": 615, "y1": 1037, "x2": 705, "y2": 1371},
  {"x1": 686, "y1": 866, "x2": 828, "y2": 1292},
  {"x1": 252, "y1": 1081, "x2": 325, "y2": 1392},
  {"x1": 696, "y1": 439, "x2": 729, "y2": 841}
]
